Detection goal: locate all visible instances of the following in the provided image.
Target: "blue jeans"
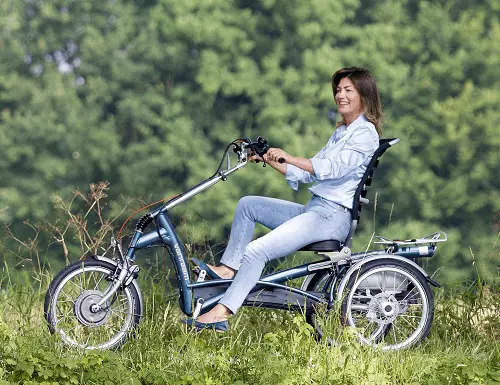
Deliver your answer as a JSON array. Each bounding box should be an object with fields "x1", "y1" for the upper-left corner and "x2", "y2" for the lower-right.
[{"x1": 218, "y1": 195, "x2": 351, "y2": 314}]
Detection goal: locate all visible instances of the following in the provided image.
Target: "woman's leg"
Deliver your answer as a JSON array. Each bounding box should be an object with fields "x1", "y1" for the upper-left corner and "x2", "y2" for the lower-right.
[
  {"x1": 218, "y1": 202, "x2": 352, "y2": 315},
  {"x1": 219, "y1": 196, "x2": 305, "y2": 271}
]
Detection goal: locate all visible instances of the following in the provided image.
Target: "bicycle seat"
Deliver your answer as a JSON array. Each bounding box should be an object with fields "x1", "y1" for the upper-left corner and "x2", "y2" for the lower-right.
[{"x1": 299, "y1": 240, "x2": 342, "y2": 252}]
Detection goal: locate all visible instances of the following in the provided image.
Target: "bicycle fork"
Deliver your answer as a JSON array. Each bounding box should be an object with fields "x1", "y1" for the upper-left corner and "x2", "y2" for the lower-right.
[{"x1": 91, "y1": 239, "x2": 139, "y2": 313}]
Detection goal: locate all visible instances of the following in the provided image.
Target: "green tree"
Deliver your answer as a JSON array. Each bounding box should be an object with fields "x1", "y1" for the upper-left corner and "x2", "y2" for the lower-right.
[{"x1": 0, "y1": 0, "x2": 498, "y2": 283}]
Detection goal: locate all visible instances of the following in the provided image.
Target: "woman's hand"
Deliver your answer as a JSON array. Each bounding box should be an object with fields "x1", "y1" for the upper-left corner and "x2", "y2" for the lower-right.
[
  {"x1": 265, "y1": 148, "x2": 292, "y2": 164},
  {"x1": 254, "y1": 147, "x2": 312, "y2": 176},
  {"x1": 248, "y1": 154, "x2": 263, "y2": 163}
]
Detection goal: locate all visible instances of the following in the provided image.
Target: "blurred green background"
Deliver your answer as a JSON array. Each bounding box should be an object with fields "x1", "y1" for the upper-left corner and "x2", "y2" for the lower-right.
[{"x1": 0, "y1": 0, "x2": 498, "y2": 284}]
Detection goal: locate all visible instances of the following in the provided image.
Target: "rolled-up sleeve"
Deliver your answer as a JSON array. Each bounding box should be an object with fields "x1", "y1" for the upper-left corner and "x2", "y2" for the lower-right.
[
  {"x1": 285, "y1": 164, "x2": 315, "y2": 190},
  {"x1": 310, "y1": 125, "x2": 378, "y2": 180}
]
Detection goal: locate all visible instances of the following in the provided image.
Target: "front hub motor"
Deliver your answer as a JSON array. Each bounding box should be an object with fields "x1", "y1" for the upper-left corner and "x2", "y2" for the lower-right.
[{"x1": 74, "y1": 290, "x2": 111, "y2": 327}]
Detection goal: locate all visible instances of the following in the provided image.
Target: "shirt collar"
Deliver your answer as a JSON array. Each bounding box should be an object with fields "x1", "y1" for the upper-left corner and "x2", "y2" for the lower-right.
[
  {"x1": 335, "y1": 114, "x2": 367, "y2": 140},
  {"x1": 346, "y1": 114, "x2": 368, "y2": 130}
]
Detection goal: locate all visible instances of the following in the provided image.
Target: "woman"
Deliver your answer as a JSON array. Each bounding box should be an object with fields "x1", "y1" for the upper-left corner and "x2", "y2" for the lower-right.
[{"x1": 185, "y1": 66, "x2": 383, "y2": 331}]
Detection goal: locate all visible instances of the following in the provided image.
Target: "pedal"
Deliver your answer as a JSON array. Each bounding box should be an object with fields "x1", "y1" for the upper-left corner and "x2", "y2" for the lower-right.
[
  {"x1": 192, "y1": 298, "x2": 205, "y2": 320},
  {"x1": 196, "y1": 269, "x2": 207, "y2": 282}
]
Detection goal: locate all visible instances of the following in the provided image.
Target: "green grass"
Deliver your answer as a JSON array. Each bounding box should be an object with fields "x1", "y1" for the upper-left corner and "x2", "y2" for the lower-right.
[{"x1": 0, "y1": 273, "x2": 498, "y2": 385}]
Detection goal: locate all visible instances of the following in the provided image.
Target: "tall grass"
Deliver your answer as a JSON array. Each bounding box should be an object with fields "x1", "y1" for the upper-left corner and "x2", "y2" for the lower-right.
[{"x1": 0, "y1": 268, "x2": 498, "y2": 385}]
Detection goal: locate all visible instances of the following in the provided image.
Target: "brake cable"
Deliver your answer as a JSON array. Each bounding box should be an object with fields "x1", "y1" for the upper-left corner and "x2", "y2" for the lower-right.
[{"x1": 116, "y1": 194, "x2": 179, "y2": 240}]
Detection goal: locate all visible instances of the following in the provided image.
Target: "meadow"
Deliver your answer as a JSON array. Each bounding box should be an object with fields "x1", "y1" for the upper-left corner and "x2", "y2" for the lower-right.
[{"x1": 0, "y1": 268, "x2": 498, "y2": 385}]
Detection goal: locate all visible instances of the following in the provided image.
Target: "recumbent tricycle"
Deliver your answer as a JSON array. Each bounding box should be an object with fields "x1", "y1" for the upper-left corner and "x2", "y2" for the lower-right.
[{"x1": 44, "y1": 136, "x2": 446, "y2": 351}]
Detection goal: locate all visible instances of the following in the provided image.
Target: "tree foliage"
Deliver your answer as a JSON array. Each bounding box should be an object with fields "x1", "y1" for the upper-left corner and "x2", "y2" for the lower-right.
[{"x1": 0, "y1": 0, "x2": 498, "y2": 282}]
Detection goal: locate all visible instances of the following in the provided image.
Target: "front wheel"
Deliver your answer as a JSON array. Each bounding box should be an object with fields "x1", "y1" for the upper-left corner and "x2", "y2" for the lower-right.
[
  {"x1": 44, "y1": 259, "x2": 142, "y2": 350},
  {"x1": 340, "y1": 259, "x2": 434, "y2": 350}
]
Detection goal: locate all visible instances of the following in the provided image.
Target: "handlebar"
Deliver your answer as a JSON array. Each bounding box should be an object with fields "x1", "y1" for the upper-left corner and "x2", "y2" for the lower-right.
[
  {"x1": 240, "y1": 136, "x2": 270, "y2": 158},
  {"x1": 233, "y1": 136, "x2": 286, "y2": 165},
  {"x1": 231, "y1": 136, "x2": 269, "y2": 166}
]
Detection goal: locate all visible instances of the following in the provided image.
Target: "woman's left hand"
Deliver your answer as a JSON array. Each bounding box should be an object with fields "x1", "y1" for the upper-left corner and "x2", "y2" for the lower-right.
[{"x1": 265, "y1": 148, "x2": 291, "y2": 164}]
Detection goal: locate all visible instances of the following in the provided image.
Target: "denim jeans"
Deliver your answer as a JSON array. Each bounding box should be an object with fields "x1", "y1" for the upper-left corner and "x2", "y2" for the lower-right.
[{"x1": 218, "y1": 195, "x2": 351, "y2": 314}]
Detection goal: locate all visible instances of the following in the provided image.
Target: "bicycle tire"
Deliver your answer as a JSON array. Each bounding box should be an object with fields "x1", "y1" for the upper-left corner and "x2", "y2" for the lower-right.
[
  {"x1": 44, "y1": 259, "x2": 142, "y2": 350},
  {"x1": 340, "y1": 259, "x2": 434, "y2": 350}
]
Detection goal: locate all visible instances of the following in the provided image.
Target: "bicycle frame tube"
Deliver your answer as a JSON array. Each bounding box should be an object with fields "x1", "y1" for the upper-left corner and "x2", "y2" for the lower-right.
[
  {"x1": 151, "y1": 161, "x2": 247, "y2": 216},
  {"x1": 127, "y1": 212, "x2": 194, "y2": 316}
]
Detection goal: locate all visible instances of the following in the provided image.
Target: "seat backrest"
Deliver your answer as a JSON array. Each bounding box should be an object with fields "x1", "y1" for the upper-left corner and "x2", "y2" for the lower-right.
[{"x1": 344, "y1": 138, "x2": 400, "y2": 248}]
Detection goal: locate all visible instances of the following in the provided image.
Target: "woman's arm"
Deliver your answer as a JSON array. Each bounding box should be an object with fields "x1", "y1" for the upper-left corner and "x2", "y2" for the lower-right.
[
  {"x1": 264, "y1": 148, "x2": 314, "y2": 175},
  {"x1": 260, "y1": 124, "x2": 378, "y2": 182}
]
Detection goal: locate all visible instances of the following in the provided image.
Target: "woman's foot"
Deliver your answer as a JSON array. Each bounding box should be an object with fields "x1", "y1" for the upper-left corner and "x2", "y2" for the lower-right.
[
  {"x1": 192, "y1": 258, "x2": 236, "y2": 280},
  {"x1": 195, "y1": 304, "x2": 232, "y2": 324},
  {"x1": 183, "y1": 318, "x2": 228, "y2": 332},
  {"x1": 205, "y1": 264, "x2": 236, "y2": 279}
]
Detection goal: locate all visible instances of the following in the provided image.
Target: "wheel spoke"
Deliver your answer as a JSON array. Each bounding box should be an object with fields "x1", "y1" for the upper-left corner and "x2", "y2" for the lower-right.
[
  {"x1": 351, "y1": 304, "x2": 369, "y2": 311},
  {"x1": 391, "y1": 320, "x2": 399, "y2": 344},
  {"x1": 402, "y1": 288, "x2": 419, "y2": 302},
  {"x1": 92, "y1": 271, "x2": 106, "y2": 291},
  {"x1": 394, "y1": 276, "x2": 407, "y2": 293},
  {"x1": 375, "y1": 271, "x2": 385, "y2": 292},
  {"x1": 399, "y1": 314, "x2": 418, "y2": 329}
]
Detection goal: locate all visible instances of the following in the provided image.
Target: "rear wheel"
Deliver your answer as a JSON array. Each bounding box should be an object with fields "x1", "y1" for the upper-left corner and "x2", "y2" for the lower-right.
[
  {"x1": 340, "y1": 260, "x2": 434, "y2": 350},
  {"x1": 44, "y1": 259, "x2": 142, "y2": 350}
]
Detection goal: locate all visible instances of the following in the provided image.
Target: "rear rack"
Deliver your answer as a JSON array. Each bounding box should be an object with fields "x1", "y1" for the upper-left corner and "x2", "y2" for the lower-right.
[{"x1": 374, "y1": 232, "x2": 448, "y2": 246}]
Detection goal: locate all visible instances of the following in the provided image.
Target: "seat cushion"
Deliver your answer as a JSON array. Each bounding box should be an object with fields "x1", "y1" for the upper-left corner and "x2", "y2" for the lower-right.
[{"x1": 299, "y1": 240, "x2": 342, "y2": 252}]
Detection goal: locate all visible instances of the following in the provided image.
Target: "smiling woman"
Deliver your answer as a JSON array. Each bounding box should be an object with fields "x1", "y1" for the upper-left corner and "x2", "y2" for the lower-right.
[
  {"x1": 335, "y1": 77, "x2": 363, "y2": 125},
  {"x1": 332, "y1": 67, "x2": 384, "y2": 136}
]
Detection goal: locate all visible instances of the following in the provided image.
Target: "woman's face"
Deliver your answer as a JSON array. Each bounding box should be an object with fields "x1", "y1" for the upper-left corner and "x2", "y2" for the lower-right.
[{"x1": 335, "y1": 77, "x2": 364, "y2": 119}]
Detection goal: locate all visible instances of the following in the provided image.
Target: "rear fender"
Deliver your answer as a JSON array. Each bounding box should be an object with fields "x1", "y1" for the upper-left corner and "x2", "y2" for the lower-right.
[{"x1": 336, "y1": 254, "x2": 432, "y2": 299}]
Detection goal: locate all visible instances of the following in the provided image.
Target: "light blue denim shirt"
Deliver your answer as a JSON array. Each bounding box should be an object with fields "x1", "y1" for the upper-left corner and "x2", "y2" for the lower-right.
[{"x1": 285, "y1": 114, "x2": 379, "y2": 209}]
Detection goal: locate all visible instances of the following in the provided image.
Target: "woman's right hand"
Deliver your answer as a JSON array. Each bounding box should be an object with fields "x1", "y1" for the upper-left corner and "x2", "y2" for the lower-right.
[{"x1": 265, "y1": 148, "x2": 290, "y2": 164}]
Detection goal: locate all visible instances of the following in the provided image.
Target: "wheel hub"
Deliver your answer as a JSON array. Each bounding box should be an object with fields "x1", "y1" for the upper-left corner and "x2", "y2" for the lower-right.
[
  {"x1": 366, "y1": 293, "x2": 400, "y2": 324},
  {"x1": 74, "y1": 290, "x2": 110, "y2": 327}
]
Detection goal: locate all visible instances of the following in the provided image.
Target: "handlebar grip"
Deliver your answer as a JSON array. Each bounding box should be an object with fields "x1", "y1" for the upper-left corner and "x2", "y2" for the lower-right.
[{"x1": 278, "y1": 158, "x2": 286, "y2": 164}]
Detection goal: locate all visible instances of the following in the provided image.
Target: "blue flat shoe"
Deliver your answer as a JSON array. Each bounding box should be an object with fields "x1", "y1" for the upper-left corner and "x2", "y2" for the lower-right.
[
  {"x1": 190, "y1": 258, "x2": 222, "y2": 280},
  {"x1": 182, "y1": 318, "x2": 229, "y2": 332}
]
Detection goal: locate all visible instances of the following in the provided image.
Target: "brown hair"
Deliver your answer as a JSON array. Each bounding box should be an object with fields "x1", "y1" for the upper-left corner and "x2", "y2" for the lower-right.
[{"x1": 332, "y1": 67, "x2": 383, "y2": 135}]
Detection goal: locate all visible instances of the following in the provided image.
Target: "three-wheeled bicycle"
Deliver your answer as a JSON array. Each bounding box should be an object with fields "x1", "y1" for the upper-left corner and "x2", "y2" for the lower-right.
[{"x1": 44, "y1": 136, "x2": 446, "y2": 351}]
